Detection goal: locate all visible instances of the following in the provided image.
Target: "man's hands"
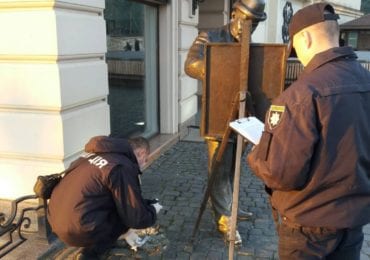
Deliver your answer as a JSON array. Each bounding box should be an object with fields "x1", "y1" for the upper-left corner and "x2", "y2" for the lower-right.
[{"x1": 122, "y1": 229, "x2": 149, "y2": 252}]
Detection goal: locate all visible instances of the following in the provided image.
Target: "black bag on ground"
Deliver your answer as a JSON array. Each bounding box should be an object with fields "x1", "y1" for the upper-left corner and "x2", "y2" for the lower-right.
[
  {"x1": 33, "y1": 173, "x2": 64, "y2": 200},
  {"x1": 33, "y1": 159, "x2": 83, "y2": 200}
]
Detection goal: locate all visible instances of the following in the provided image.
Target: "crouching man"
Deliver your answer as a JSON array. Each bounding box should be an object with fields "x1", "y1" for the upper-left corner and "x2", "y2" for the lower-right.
[{"x1": 47, "y1": 136, "x2": 162, "y2": 259}]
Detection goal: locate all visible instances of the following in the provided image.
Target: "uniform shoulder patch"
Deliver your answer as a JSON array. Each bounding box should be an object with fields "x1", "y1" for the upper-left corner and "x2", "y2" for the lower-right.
[{"x1": 268, "y1": 105, "x2": 285, "y2": 130}]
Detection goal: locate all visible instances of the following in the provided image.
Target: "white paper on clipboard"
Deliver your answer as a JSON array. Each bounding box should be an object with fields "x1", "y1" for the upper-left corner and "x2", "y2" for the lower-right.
[{"x1": 229, "y1": 116, "x2": 264, "y2": 145}]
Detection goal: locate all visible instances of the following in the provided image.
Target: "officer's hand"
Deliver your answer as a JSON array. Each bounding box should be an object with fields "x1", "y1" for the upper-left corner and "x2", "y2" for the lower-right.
[
  {"x1": 122, "y1": 229, "x2": 148, "y2": 252},
  {"x1": 152, "y1": 202, "x2": 163, "y2": 214}
]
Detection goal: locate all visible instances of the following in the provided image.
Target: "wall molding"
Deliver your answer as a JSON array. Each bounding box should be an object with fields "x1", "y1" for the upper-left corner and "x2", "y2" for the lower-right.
[
  {"x1": 0, "y1": 1, "x2": 102, "y2": 15},
  {"x1": 0, "y1": 97, "x2": 107, "y2": 114},
  {"x1": 0, "y1": 150, "x2": 82, "y2": 163},
  {"x1": 0, "y1": 54, "x2": 104, "y2": 63},
  {"x1": 333, "y1": 4, "x2": 363, "y2": 18}
]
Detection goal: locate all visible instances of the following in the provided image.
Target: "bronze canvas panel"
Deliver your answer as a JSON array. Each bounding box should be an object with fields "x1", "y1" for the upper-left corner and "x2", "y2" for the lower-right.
[{"x1": 201, "y1": 43, "x2": 288, "y2": 138}]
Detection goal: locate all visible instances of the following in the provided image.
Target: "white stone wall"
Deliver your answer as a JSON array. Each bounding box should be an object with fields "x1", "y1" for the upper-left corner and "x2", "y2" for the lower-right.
[
  {"x1": 0, "y1": 0, "x2": 109, "y2": 199},
  {"x1": 178, "y1": 0, "x2": 199, "y2": 125},
  {"x1": 323, "y1": 0, "x2": 361, "y2": 11},
  {"x1": 158, "y1": 3, "x2": 179, "y2": 134},
  {"x1": 263, "y1": 0, "x2": 281, "y2": 43},
  {"x1": 198, "y1": 0, "x2": 228, "y2": 30}
]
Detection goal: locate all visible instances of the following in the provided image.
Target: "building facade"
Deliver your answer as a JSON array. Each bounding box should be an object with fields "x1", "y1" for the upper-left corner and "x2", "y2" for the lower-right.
[
  {"x1": 0, "y1": 0, "x2": 362, "y2": 200},
  {"x1": 340, "y1": 14, "x2": 370, "y2": 52}
]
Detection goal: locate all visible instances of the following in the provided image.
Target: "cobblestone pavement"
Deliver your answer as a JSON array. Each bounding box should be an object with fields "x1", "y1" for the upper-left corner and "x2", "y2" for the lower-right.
[
  {"x1": 138, "y1": 140, "x2": 278, "y2": 260},
  {"x1": 9, "y1": 140, "x2": 370, "y2": 259},
  {"x1": 139, "y1": 140, "x2": 370, "y2": 260}
]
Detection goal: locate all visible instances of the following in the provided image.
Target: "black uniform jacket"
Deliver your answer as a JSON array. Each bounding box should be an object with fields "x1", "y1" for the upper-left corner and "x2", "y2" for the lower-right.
[
  {"x1": 47, "y1": 136, "x2": 156, "y2": 247},
  {"x1": 248, "y1": 47, "x2": 370, "y2": 229}
]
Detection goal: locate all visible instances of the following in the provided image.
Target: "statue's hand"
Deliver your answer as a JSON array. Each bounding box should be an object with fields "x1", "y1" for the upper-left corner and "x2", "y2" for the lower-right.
[{"x1": 185, "y1": 59, "x2": 205, "y2": 80}]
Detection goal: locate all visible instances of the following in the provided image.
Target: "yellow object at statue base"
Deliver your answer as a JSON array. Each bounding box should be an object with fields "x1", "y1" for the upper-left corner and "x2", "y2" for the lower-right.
[{"x1": 218, "y1": 215, "x2": 242, "y2": 245}]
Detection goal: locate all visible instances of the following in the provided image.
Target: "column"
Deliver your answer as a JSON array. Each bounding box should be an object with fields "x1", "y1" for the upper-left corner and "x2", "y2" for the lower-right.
[{"x1": 0, "y1": 0, "x2": 109, "y2": 199}]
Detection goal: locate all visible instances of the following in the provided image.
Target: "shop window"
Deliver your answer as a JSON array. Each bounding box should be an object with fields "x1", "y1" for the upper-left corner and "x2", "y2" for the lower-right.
[
  {"x1": 358, "y1": 31, "x2": 370, "y2": 50},
  {"x1": 104, "y1": 0, "x2": 158, "y2": 138},
  {"x1": 348, "y1": 31, "x2": 358, "y2": 50}
]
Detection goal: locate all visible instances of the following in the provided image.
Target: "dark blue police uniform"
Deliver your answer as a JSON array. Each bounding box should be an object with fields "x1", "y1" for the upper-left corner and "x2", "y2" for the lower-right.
[
  {"x1": 48, "y1": 136, "x2": 156, "y2": 252},
  {"x1": 248, "y1": 46, "x2": 370, "y2": 259}
]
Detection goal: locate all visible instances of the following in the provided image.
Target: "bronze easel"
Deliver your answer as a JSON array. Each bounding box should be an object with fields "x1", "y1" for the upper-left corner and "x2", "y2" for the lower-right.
[
  {"x1": 190, "y1": 90, "x2": 245, "y2": 242},
  {"x1": 190, "y1": 21, "x2": 252, "y2": 257},
  {"x1": 190, "y1": 20, "x2": 288, "y2": 260},
  {"x1": 228, "y1": 19, "x2": 251, "y2": 259}
]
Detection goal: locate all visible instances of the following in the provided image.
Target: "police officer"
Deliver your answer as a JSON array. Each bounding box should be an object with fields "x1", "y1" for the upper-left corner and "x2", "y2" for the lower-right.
[
  {"x1": 184, "y1": 0, "x2": 266, "y2": 244},
  {"x1": 247, "y1": 3, "x2": 370, "y2": 259},
  {"x1": 48, "y1": 136, "x2": 162, "y2": 259}
]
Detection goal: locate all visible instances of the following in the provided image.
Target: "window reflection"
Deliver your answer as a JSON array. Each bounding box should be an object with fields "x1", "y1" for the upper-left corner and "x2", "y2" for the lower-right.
[{"x1": 104, "y1": 0, "x2": 158, "y2": 138}]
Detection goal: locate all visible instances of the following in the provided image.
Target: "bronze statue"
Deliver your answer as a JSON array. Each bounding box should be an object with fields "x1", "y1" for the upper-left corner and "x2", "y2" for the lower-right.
[
  {"x1": 185, "y1": 0, "x2": 266, "y2": 80},
  {"x1": 184, "y1": 0, "x2": 267, "y2": 244}
]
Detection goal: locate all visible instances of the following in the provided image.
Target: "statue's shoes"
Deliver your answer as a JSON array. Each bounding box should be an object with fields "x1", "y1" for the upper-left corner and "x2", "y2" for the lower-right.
[{"x1": 237, "y1": 209, "x2": 253, "y2": 221}]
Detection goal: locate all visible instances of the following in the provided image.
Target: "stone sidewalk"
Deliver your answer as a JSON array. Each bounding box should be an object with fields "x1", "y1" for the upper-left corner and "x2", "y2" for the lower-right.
[
  {"x1": 140, "y1": 140, "x2": 278, "y2": 260},
  {"x1": 141, "y1": 140, "x2": 370, "y2": 260},
  {"x1": 3, "y1": 140, "x2": 370, "y2": 259}
]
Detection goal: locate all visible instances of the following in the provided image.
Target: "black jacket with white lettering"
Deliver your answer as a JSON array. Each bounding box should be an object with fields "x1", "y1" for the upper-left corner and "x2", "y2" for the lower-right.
[
  {"x1": 247, "y1": 47, "x2": 370, "y2": 228},
  {"x1": 47, "y1": 136, "x2": 156, "y2": 247}
]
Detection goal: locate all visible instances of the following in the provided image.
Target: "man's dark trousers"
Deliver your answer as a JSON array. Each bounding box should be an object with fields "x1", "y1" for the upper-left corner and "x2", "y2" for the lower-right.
[{"x1": 278, "y1": 222, "x2": 364, "y2": 260}]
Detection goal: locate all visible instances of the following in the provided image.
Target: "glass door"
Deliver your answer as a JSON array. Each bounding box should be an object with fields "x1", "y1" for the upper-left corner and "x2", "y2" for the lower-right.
[{"x1": 105, "y1": 0, "x2": 158, "y2": 138}]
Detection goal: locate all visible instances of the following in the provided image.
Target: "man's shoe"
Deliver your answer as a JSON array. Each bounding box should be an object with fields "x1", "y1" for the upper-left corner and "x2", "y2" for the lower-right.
[
  {"x1": 217, "y1": 215, "x2": 242, "y2": 245},
  {"x1": 237, "y1": 209, "x2": 253, "y2": 221}
]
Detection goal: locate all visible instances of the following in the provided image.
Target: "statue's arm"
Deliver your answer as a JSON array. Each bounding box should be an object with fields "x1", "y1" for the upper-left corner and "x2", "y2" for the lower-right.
[{"x1": 184, "y1": 31, "x2": 209, "y2": 80}]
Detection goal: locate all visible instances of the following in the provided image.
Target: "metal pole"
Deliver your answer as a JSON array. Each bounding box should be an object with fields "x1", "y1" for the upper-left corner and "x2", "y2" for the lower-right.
[
  {"x1": 191, "y1": 92, "x2": 240, "y2": 242},
  {"x1": 228, "y1": 19, "x2": 251, "y2": 259}
]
